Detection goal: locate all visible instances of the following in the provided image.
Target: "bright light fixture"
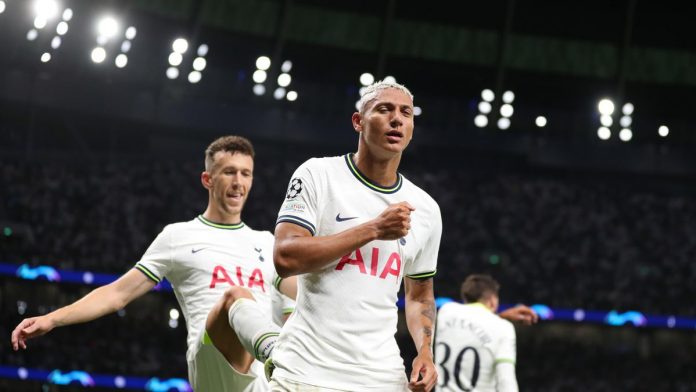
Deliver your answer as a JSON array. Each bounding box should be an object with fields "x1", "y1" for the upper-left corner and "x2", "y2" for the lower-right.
[
  {"x1": 277, "y1": 73, "x2": 291, "y2": 87},
  {"x1": 256, "y1": 56, "x2": 271, "y2": 71},
  {"x1": 359, "y1": 72, "x2": 374, "y2": 86},
  {"x1": 172, "y1": 38, "x2": 188, "y2": 54},
  {"x1": 91, "y1": 47, "x2": 106, "y2": 63}
]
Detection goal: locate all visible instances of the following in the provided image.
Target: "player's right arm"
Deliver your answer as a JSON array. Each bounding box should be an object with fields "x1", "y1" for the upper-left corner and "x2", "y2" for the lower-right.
[
  {"x1": 273, "y1": 202, "x2": 414, "y2": 277},
  {"x1": 11, "y1": 269, "x2": 155, "y2": 350}
]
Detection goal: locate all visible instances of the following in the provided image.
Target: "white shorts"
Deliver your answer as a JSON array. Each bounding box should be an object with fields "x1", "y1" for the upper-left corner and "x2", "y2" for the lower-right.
[
  {"x1": 269, "y1": 376, "x2": 352, "y2": 392},
  {"x1": 188, "y1": 336, "x2": 270, "y2": 392},
  {"x1": 269, "y1": 375, "x2": 409, "y2": 392}
]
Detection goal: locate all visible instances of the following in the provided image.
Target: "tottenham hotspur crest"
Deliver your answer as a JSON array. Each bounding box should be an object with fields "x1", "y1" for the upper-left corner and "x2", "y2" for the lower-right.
[{"x1": 286, "y1": 178, "x2": 303, "y2": 199}]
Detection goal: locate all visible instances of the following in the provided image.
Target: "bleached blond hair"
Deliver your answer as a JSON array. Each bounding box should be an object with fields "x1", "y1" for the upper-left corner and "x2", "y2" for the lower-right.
[{"x1": 356, "y1": 80, "x2": 414, "y2": 114}]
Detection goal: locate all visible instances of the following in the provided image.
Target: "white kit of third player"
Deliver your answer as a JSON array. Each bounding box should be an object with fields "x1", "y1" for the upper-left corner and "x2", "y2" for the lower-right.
[
  {"x1": 435, "y1": 302, "x2": 517, "y2": 392},
  {"x1": 273, "y1": 154, "x2": 442, "y2": 390}
]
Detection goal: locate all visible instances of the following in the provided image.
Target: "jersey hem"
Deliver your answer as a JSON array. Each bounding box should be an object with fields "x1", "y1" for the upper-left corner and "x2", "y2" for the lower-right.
[
  {"x1": 135, "y1": 263, "x2": 161, "y2": 283},
  {"x1": 276, "y1": 215, "x2": 316, "y2": 236},
  {"x1": 406, "y1": 270, "x2": 436, "y2": 280}
]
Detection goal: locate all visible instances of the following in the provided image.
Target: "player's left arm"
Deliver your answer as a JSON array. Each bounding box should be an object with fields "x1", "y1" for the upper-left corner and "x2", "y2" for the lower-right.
[
  {"x1": 405, "y1": 277, "x2": 437, "y2": 392},
  {"x1": 499, "y1": 304, "x2": 538, "y2": 325}
]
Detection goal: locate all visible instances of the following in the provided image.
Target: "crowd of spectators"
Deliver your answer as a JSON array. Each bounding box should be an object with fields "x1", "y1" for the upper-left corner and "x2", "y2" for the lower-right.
[
  {"x1": 2, "y1": 152, "x2": 695, "y2": 315},
  {"x1": 2, "y1": 148, "x2": 696, "y2": 390}
]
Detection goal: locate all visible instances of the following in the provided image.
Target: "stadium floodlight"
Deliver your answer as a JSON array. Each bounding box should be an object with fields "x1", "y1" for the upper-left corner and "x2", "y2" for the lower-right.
[
  {"x1": 120, "y1": 40, "x2": 131, "y2": 53},
  {"x1": 90, "y1": 47, "x2": 106, "y2": 63},
  {"x1": 359, "y1": 72, "x2": 374, "y2": 86},
  {"x1": 497, "y1": 117, "x2": 511, "y2": 130},
  {"x1": 97, "y1": 16, "x2": 119, "y2": 40},
  {"x1": 481, "y1": 89, "x2": 494, "y2": 102},
  {"x1": 277, "y1": 73, "x2": 291, "y2": 87},
  {"x1": 535, "y1": 116, "x2": 547, "y2": 127},
  {"x1": 478, "y1": 101, "x2": 492, "y2": 114},
  {"x1": 414, "y1": 106, "x2": 422, "y2": 116},
  {"x1": 40, "y1": 52, "x2": 51, "y2": 62},
  {"x1": 168, "y1": 52, "x2": 183, "y2": 67},
  {"x1": 50, "y1": 36, "x2": 61, "y2": 49},
  {"x1": 27, "y1": 29, "x2": 39, "y2": 41},
  {"x1": 600, "y1": 114, "x2": 613, "y2": 127},
  {"x1": 474, "y1": 114, "x2": 488, "y2": 128},
  {"x1": 125, "y1": 26, "x2": 136, "y2": 40},
  {"x1": 500, "y1": 103, "x2": 514, "y2": 118},
  {"x1": 256, "y1": 56, "x2": 271, "y2": 71},
  {"x1": 56, "y1": 21, "x2": 68, "y2": 35},
  {"x1": 597, "y1": 126, "x2": 611, "y2": 140},
  {"x1": 166, "y1": 67, "x2": 179, "y2": 79},
  {"x1": 169, "y1": 309, "x2": 180, "y2": 320},
  {"x1": 197, "y1": 44, "x2": 209, "y2": 57},
  {"x1": 0, "y1": 1, "x2": 6, "y2": 14},
  {"x1": 252, "y1": 70, "x2": 267, "y2": 84},
  {"x1": 658, "y1": 125, "x2": 669, "y2": 137},
  {"x1": 502, "y1": 90, "x2": 515, "y2": 104},
  {"x1": 62, "y1": 8, "x2": 73, "y2": 21},
  {"x1": 253, "y1": 84, "x2": 265, "y2": 96},
  {"x1": 188, "y1": 71, "x2": 202, "y2": 84},
  {"x1": 281, "y1": 60, "x2": 292, "y2": 73},
  {"x1": 622, "y1": 102, "x2": 634, "y2": 115},
  {"x1": 193, "y1": 57, "x2": 206, "y2": 72},
  {"x1": 273, "y1": 87, "x2": 286, "y2": 100},
  {"x1": 383, "y1": 75, "x2": 396, "y2": 84},
  {"x1": 286, "y1": 91, "x2": 298, "y2": 101},
  {"x1": 619, "y1": 128, "x2": 632, "y2": 142},
  {"x1": 34, "y1": 17, "x2": 47, "y2": 29},
  {"x1": 34, "y1": 0, "x2": 59, "y2": 20},
  {"x1": 598, "y1": 98, "x2": 615, "y2": 115},
  {"x1": 172, "y1": 38, "x2": 188, "y2": 54},
  {"x1": 620, "y1": 115, "x2": 632, "y2": 128},
  {"x1": 115, "y1": 54, "x2": 127, "y2": 68}
]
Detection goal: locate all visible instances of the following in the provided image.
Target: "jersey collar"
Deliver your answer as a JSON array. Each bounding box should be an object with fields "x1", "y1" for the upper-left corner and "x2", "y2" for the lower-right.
[
  {"x1": 197, "y1": 215, "x2": 245, "y2": 230},
  {"x1": 466, "y1": 302, "x2": 494, "y2": 313},
  {"x1": 344, "y1": 153, "x2": 403, "y2": 194}
]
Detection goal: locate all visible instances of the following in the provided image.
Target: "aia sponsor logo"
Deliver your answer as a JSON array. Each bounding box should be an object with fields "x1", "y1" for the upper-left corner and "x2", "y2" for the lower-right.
[
  {"x1": 209, "y1": 265, "x2": 265, "y2": 291},
  {"x1": 335, "y1": 247, "x2": 401, "y2": 280}
]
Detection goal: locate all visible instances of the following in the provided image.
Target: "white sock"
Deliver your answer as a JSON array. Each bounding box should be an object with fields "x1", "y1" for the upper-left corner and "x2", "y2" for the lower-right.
[{"x1": 228, "y1": 298, "x2": 281, "y2": 362}]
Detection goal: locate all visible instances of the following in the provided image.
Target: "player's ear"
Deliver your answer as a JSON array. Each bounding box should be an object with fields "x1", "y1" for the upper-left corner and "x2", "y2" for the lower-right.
[
  {"x1": 352, "y1": 112, "x2": 363, "y2": 133},
  {"x1": 201, "y1": 171, "x2": 212, "y2": 189}
]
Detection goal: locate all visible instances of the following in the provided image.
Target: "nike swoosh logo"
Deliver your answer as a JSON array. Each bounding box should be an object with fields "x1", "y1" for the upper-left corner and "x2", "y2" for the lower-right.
[
  {"x1": 336, "y1": 213, "x2": 358, "y2": 222},
  {"x1": 254, "y1": 248, "x2": 262, "y2": 252},
  {"x1": 191, "y1": 248, "x2": 208, "y2": 254}
]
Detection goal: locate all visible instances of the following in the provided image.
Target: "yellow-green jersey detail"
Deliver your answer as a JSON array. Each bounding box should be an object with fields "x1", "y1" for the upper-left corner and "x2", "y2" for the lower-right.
[{"x1": 135, "y1": 263, "x2": 161, "y2": 283}]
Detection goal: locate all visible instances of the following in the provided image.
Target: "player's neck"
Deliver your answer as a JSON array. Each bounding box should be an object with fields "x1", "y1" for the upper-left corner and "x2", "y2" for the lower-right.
[
  {"x1": 352, "y1": 150, "x2": 401, "y2": 186},
  {"x1": 202, "y1": 205, "x2": 242, "y2": 225}
]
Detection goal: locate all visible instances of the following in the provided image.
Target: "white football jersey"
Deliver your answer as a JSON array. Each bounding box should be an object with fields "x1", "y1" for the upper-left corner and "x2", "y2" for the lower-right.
[
  {"x1": 135, "y1": 215, "x2": 279, "y2": 361},
  {"x1": 435, "y1": 303, "x2": 517, "y2": 392},
  {"x1": 273, "y1": 154, "x2": 442, "y2": 390}
]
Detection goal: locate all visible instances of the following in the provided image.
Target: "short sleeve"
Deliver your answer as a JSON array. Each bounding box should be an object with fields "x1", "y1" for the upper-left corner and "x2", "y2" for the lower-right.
[
  {"x1": 495, "y1": 321, "x2": 517, "y2": 365},
  {"x1": 134, "y1": 225, "x2": 173, "y2": 284},
  {"x1": 276, "y1": 159, "x2": 320, "y2": 236},
  {"x1": 406, "y1": 202, "x2": 442, "y2": 280}
]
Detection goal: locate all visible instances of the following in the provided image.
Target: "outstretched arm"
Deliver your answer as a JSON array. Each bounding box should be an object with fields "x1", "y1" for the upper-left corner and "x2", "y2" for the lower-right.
[
  {"x1": 405, "y1": 277, "x2": 437, "y2": 392},
  {"x1": 273, "y1": 202, "x2": 414, "y2": 277},
  {"x1": 499, "y1": 304, "x2": 538, "y2": 326},
  {"x1": 11, "y1": 268, "x2": 155, "y2": 350}
]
